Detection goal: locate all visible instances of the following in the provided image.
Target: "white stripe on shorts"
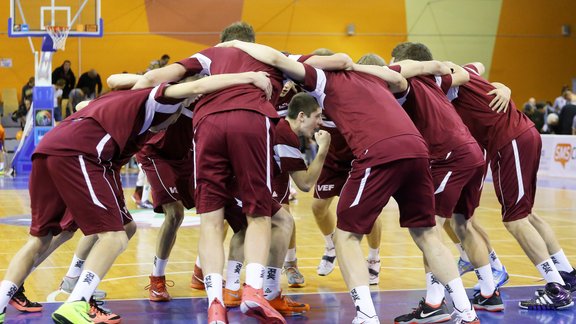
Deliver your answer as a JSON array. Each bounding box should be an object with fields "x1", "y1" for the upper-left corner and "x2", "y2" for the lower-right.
[
  {"x1": 78, "y1": 155, "x2": 106, "y2": 209},
  {"x1": 350, "y1": 167, "x2": 371, "y2": 207},
  {"x1": 266, "y1": 117, "x2": 272, "y2": 191},
  {"x1": 511, "y1": 139, "x2": 525, "y2": 203},
  {"x1": 434, "y1": 171, "x2": 453, "y2": 195}
]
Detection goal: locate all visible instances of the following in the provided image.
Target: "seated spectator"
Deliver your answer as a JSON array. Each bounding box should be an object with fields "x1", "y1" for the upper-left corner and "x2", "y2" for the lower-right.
[
  {"x1": 66, "y1": 88, "x2": 86, "y2": 117},
  {"x1": 21, "y1": 77, "x2": 34, "y2": 105},
  {"x1": 12, "y1": 99, "x2": 31, "y2": 130},
  {"x1": 529, "y1": 103, "x2": 546, "y2": 132},
  {"x1": 53, "y1": 79, "x2": 66, "y2": 122},
  {"x1": 523, "y1": 97, "x2": 537, "y2": 114},
  {"x1": 544, "y1": 113, "x2": 560, "y2": 134},
  {"x1": 146, "y1": 54, "x2": 170, "y2": 72}
]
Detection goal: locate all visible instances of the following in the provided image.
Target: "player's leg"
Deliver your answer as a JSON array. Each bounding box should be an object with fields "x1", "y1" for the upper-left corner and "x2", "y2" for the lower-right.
[
  {"x1": 282, "y1": 205, "x2": 305, "y2": 288},
  {"x1": 311, "y1": 197, "x2": 337, "y2": 276},
  {"x1": 366, "y1": 217, "x2": 382, "y2": 286}
]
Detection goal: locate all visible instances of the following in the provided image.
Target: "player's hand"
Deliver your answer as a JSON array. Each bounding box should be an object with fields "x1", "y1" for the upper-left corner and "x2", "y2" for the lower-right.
[
  {"x1": 215, "y1": 40, "x2": 239, "y2": 48},
  {"x1": 314, "y1": 130, "x2": 331, "y2": 148},
  {"x1": 251, "y1": 71, "x2": 273, "y2": 100},
  {"x1": 487, "y1": 86, "x2": 511, "y2": 113}
]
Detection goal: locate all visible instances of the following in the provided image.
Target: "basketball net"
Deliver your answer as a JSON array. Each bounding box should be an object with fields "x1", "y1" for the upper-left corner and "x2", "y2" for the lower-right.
[{"x1": 46, "y1": 26, "x2": 70, "y2": 51}]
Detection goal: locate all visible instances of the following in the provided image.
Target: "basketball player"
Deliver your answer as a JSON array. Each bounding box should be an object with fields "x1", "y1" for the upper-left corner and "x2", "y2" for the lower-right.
[
  {"x1": 395, "y1": 42, "x2": 575, "y2": 310},
  {"x1": 216, "y1": 40, "x2": 481, "y2": 324},
  {"x1": 0, "y1": 71, "x2": 274, "y2": 324}
]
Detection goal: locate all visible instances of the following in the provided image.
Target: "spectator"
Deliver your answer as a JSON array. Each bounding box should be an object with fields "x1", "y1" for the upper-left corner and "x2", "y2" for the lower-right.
[
  {"x1": 76, "y1": 69, "x2": 102, "y2": 99},
  {"x1": 51, "y1": 60, "x2": 75, "y2": 99},
  {"x1": 553, "y1": 85, "x2": 570, "y2": 112},
  {"x1": 523, "y1": 97, "x2": 537, "y2": 114},
  {"x1": 66, "y1": 88, "x2": 86, "y2": 117},
  {"x1": 12, "y1": 99, "x2": 31, "y2": 130},
  {"x1": 146, "y1": 54, "x2": 170, "y2": 72},
  {"x1": 53, "y1": 79, "x2": 66, "y2": 122},
  {"x1": 21, "y1": 77, "x2": 34, "y2": 105},
  {"x1": 573, "y1": 115, "x2": 576, "y2": 135},
  {"x1": 559, "y1": 98, "x2": 576, "y2": 135},
  {"x1": 529, "y1": 103, "x2": 546, "y2": 132}
]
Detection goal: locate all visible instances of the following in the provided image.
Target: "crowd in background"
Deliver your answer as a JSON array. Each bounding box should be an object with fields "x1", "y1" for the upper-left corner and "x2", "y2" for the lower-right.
[{"x1": 523, "y1": 85, "x2": 576, "y2": 135}]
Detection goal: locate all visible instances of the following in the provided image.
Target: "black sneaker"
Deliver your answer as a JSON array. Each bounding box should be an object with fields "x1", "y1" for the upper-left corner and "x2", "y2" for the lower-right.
[
  {"x1": 9, "y1": 285, "x2": 43, "y2": 313},
  {"x1": 394, "y1": 298, "x2": 451, "y2": 323},
  {"x1": 520, "y1": 282, "x2": 574, "y2": 310},
  {"x1": 472, "y1": 289, "x2": 504, "y2": 312},
  {"x1": 560, "y1": 269, "x2": 576, "y2": 292}
]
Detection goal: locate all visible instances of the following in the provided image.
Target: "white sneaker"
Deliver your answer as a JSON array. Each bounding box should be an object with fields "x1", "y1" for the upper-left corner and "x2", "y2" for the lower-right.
[
  {"x1": 60, "y1": 276, "x2": 107, "y2": 300},
  {"x1": 367, "y1": 259, "x2": 380, "y2": 285},
  {"x1": 452, "y1": 304, "x2": 479, "y2": 324},
  {"x1": 317, "y1": 248, "x2": 336, "y2": 276}
]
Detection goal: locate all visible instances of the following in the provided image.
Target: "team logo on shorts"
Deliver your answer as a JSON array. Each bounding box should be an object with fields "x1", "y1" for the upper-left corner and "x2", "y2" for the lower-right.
[
  {"x1": 317, "y1": 184, "x2": 335, "y2": 192},
  {"x1": 554, "y1": 143, "x2": 572, "y2": 168}
]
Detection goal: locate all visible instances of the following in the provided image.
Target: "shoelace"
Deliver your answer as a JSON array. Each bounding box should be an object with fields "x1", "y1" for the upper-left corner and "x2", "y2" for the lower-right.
[
  {"x1": 90, "y1": 299, "x2": 112, "y2": 316},
  {"x1": 144, "y1": 279, "x2": 175, "y2": 291}
]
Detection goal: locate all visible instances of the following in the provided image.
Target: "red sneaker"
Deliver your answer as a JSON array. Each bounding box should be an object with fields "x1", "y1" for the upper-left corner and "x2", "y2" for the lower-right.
[
  {"x1": 208, "y1": 298, "x2": 228, "y2": 324},
  {"x1": 89, "y1": 297, "x2": 122, "y2": 324},
  {"x1": 145, "y1": 275, "x2": 173, "y2": 302},
  {"x1": 190, "y1": 264, "x2": 205, "y2": 290},
  {"x1": 240, "y1": 284, "x2": 286, "y2": 324},
  {"x1": 223, "y1": 287, "x2": 242, "y2": 308},
  {"x1": 268, "y1": 291, "x2": 310, "y2": 316}
]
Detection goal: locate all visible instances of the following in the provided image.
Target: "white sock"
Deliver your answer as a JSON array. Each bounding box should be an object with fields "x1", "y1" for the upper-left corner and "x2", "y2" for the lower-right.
[
  {"x1": 368, "y1": 248, "x2": 379, "y2": 261},
  {"x1": 263, "y1": 267, "x2": 281, "y2": 301},
  {"x1": 0, "y1": 162, "x2": 4, "y2": 170},
  {"x1": 0, "y1": 281, "x2": 18, "y2": 311},
  {"x1": 445, "y1": 277, "x2": 472, "y2": 311},
  {"x1": 456, "y1": 243, "x2": 470, "y2": 262},
  {"x1": 475, "y1": 264, "x2": 496, "y2": 297},
  {"x1": 285, "y1": 248, "x2": 297, "y2": 263},
  {"x1": 204, "y1": 273, "x2": 224, "y2": 306},
  {"x1": 245, "y1": 263, "x2": 265, "y2": 289},
  {"x1": 324, "y1": 232, "x2": 335, "y2": 251},
  {"x1": 350, "y1": 286, "x2": 378, "y2": 320},
  {"x1": 65, "y1": 255, "x2": 85, "y2": 278},
  {"x1": 488, "y1": 250, "x2": 504, "y2": 271},
  {"x1": 537, "y1": 259, "x2": 565, "y2": 285},
  {"x1": 152, "y1": 256, "x2": 168, "y2": 276},
  {"x1": 425, "y1": 272, "x2": 445, "y2": 306},
  {"x1": 551, "y1": 249, "x2": 574, "y2": 272},
  {"x1": 67, "y1": 270, "x2": 100, "y2": 302},
  {"x1": 196, "y1": 255, "x2": 201, "y2": 268},
  {"x1": 225, "y1": 261, "x2": 243, "y2": 291}
]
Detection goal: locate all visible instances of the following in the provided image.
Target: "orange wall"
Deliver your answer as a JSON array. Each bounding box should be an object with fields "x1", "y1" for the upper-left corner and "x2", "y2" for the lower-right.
[{"x1": 491, "y1": 1, "x2": 576, "y2": 104}]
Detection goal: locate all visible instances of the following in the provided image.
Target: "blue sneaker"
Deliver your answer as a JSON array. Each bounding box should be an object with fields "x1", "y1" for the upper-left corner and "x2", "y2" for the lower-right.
[
  {"x1": 458, "y1": 258, "x2": 474, "y2": 276},
  {"x1": 473, "y1": 266, "x2": 509, "y2": 291},
  {"x1": 520, "y1": 282, "x2": 574, "y2": 310}
]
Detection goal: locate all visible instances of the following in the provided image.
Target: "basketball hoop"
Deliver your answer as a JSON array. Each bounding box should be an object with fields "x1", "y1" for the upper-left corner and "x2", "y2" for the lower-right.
[{"x1": 46, "y1": 26, "x2": 70, "y2": 51}]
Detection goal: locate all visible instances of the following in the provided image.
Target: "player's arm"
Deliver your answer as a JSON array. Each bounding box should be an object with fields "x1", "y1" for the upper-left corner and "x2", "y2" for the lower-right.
[
  {"x1": 350, "y1": 64, "x2": 408, "y2": 93},
  {"x1": 107, "y1": 73, "x2": 144, "y2": 90},
  {"x1": 216, "y1": 40, "x2": 306, "y2": 82},
  {"x1": 466, "y1": 62, "x2": 485, "y2": 75},
  {"x1": 164, "y1": 71, "x2": 272, "y2": 100},
  {"x1": 391, "y1": 60, "x2": 451, "y2": 78},
  {"x1": 443, "y1": 61, "x2": 470, "y2": 86},
  {"x1": 487, "y1": 82, "x2": 512, "y2": 113},
  {"x1": 75, "y1": 100, "x2": 91, "y2": 111},
  {"x1": 289, "y1": 130, "x2": 331, "y2": 192},
  {"x1": 303, "y1": 53, "x2": 353, "y2": 71},
  {"x1": 133, "y1": 63, "x2": 188, "y2": 89}
]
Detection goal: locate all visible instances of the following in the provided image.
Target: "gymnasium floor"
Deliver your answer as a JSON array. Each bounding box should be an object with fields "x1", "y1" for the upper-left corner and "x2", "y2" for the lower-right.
[{"x1": 1, "y1": 173, "x2": 575, "y2": 323}]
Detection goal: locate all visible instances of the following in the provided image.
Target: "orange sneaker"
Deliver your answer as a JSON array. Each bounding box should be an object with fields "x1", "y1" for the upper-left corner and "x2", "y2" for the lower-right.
[
  {"x1": 190, "y1": 264, "x2": 205, "y2": 290},
  {"x1": 268, "y1": 291, "x2": 310, "y2": 316},
  {"x1": 208, "y1": 298, "x2": 228, "y2": 324},
  {"x1": 89, "y1": 297, "x2": 122, "y2": 324},
  {"x1": 145, "y1": 275, "x2": 173, "y2": 302},
  {"x1": 240, "y1": 284, "x2": 286, "y2": 324},
  {"x1": 223, "y1": 288, "x2": 242, "y2": 308},
  {"x1": 9, "y1": 286, "x2": 43, "y2": 313}
]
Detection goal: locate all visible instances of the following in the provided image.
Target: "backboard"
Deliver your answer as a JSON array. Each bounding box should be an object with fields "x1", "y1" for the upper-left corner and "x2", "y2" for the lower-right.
[{"x1": 9, "y1": 0, "x2": 102, "y2": 37}]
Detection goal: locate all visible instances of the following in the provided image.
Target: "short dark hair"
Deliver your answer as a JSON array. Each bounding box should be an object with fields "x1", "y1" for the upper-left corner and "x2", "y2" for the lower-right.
[
  {"x1": 312, "y1": 48, "x2": 334, "y2": 56},
  {"x1": 220, "y1": 21, "x2": 255, "y2": 43},
  {"x1": 161, "y1": 54, "x2": 170, "y2": 60},
  {"x1": 357, "y1": 53, "x2": 386, "y2": 66},
  {"x1": 392, "y1": 42, "x2": 433, "y2": 62},
  {"x1": 287, "y1": 93, "x2": 319, "y2": 119}
]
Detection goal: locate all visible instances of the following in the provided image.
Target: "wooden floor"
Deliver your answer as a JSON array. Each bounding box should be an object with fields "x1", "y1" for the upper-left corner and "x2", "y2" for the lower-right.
[{"x1": 1, "y1": 173, "x2": 575, "y2": 307}]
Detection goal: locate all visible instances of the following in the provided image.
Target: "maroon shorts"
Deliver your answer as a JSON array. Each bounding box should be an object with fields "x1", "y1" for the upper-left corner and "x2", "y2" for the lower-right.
[
  {"x1": 193, "y1": 110, "x2": 274, "y2": 217},
  {"x1": 224, "y1": 199, "x2": 283, "y2": 233},
  {"x1": 313, "y1": 164, "x2": 351, "y2": 199},
  {"x1": 30, "y1": 155, "x2": 132, "y2": 236},
  {"x1": 337, "y1": 157, "x2": 436, "y2": 234},
  {"x1": 490, "y1": 127, "x2": 541, "y2": 222},
  {"x1": 431, "y1": 142, "x2": 485, "y2": 219},
  {"x1": 137, "y1": 155, "x2": 195, "y2": 213}
]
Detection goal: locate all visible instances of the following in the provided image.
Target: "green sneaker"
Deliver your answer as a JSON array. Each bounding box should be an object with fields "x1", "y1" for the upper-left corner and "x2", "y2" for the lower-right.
[{"x1": 52, "y1": 300, "x2": 93, "y2": 323}]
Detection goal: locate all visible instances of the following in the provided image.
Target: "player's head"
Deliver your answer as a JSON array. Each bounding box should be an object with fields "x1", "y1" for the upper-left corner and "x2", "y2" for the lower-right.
[
  {"x1": 391, "y1": 42, "x2": 433, "y2": 62},
  {"x1": 287, "y1": 93, "x2": 322, "y2": 137},
  {"x1": 62, "y1": 60, "x2": 71, "y2": 71},
  {"x1": 312, "y1": 48, "x2": 335, "y2": 56},
  {"x1": 160, "y1": 54, "x2": 170, "y2": 66},
  {"x1": 220, "y1": 21, "x2": 255, "y2": 43},
  {"x1": 357, "y1": 53, "x2": 386, "y2": 66}
]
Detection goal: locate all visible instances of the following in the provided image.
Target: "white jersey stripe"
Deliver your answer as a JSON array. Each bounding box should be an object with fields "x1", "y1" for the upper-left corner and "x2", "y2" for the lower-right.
[
  {"x1": 350, "y1": 167, "x2": 371, "y2": 207},
  {"x1": 78, "y1": 155, "x2": 106, "y2": 210},
  {"x1": 95, "y1": 134, "x2": 111, "y2": 160},
  {"x1": 434, "y1": 171, "x2": 453, "y2": 195},
  {"x1": 511, "y1": 140, "x2": 525, "y2": 203},
  {"x1": 308, "y1": 68, "x2": 327, "y2": 108},
  {"x1": 150, "y1": 157, "x2": 178, "y2": 202},
  {"x1": 191, "y1": 53, "x2": 211, "y2": 75},
  {"x1": 274, "y1": 144, "x2": 302, "y2": 159}
]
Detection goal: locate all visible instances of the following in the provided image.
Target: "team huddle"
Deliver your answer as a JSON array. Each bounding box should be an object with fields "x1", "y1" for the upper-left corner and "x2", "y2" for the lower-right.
[{"x1": 1, "y1": 21, "x2": 576, "y2": 324}]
